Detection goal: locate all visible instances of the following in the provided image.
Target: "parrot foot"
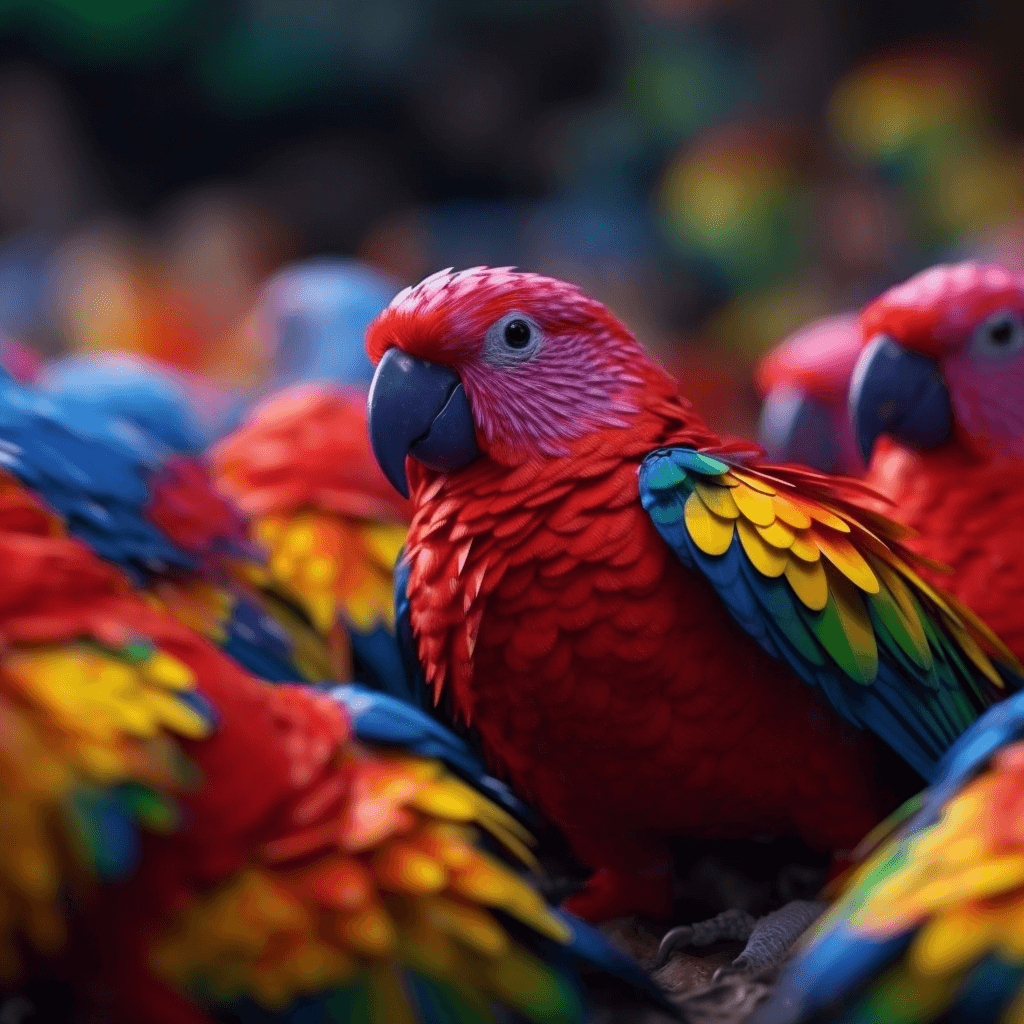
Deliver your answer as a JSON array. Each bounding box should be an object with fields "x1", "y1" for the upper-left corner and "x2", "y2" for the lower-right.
[
  {"x1": 562, "y1": 864, "x2": 674, "y2": 922},
  {"x1": 655, "y1": 899, "x2": 826, "y2": 975},
  {"x1": 654, "y1": 909, "x2": 757, "y2": 968},
  {"x1": 726, "y1": 899, "x2": 826, "y2": 975}
]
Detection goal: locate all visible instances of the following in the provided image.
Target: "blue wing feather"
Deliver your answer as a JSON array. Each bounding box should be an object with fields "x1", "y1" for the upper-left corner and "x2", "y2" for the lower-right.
[
  {"x1": 328, "y1": 684, "x2": 535, "y2": 825},
  {"x1": 394, "y1": 547, "x2": 432, "y2": 712},
  {"x1": 0, "y1": 376, "x2": 201, "y2": 581}
]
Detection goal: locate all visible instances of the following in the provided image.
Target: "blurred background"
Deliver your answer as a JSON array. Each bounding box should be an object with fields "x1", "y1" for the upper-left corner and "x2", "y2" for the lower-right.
[{"x1": 0, "y1": 0, "x2": 1017, "y2": 439}]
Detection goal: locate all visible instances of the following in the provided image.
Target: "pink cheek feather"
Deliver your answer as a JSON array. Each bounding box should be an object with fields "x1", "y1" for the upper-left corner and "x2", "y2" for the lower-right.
[
  {"x1": 457, "y1": 345, "x2": 644, "y2": 461},
  {"x1": 944, "y1": 351, "x2": 1024, "y2": 458}
]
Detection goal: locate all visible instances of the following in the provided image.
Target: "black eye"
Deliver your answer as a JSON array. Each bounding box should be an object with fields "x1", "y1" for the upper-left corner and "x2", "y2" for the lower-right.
[
  {"x1": 990, "y1": 319, "x2": 1015, "y2": 345},
  {"x1": 503, "y1": 318, "x2": 532, "y2": 348}
]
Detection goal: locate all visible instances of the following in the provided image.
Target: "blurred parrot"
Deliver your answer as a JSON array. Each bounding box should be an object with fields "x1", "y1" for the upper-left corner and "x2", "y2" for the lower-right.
[
  {"x1": 256, "y1": 257, "x2": 401, "y2": 393},
  {"x1": 213, "y1": 384, "x2": 413, "y2": 699},
  {"x1": 752, "y1": 682, "x2": 1024, "y2": 1024},
  {"x1": 0, "y1": 359, "x2": 337, "y2": 685},
  {"x1": 850, "y1": 262, "x2": 1024, "y2": 664},
  {"x1": 756, "y1": 313, "x2": 867, "y2": 475},
  {"x1": 363, "y1": 267, "x2": 1021, "y2": 926},
  {"x1": 0, "y1": 470, "x2": 669, "y2": 1024}
]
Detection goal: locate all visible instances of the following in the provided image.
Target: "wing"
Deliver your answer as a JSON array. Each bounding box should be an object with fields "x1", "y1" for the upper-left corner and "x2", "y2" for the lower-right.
[
  {"x1": 154, "y1": 575, "x2": 344, "y2": 684},
  {"x1": 328, "y1": 684, "x2": 535, "y2": 826},
  {"x1": 152, "y1": 682, "x2": 670, "y2": 1024},
  {"x1": 395, "y1": 545, "x2": 439, "y2": 711},
  {"x1": 639, "y1": 446, "x2": 1022, "y2": 781},
  {"x1": 0, "y1": 380, "x2": 249, "y2": 582},
  {"x1": 0, "y1": 493, "x2": 217, "y2": 977},
  {"x1": 1, "y1": 639, "x2": 214, "y2": 964},
  {"x1": 754, "y1": 688, "x2": 1024, "y2": 1024},
  {"x1": 249, "y1": 508, "x2": 408, "y2": 691}
]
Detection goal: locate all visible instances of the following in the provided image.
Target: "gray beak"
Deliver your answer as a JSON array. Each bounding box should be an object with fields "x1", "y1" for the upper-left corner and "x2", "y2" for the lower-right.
[
  {"x1": 366, "y1": 347, "x2": 481, "y2": 497},
  {"x1": 849, "y1": 334, "x2": 954, "y2": 463}
]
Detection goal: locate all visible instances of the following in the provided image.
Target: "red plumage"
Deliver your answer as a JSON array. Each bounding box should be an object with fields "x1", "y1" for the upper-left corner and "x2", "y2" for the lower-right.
[
  {"x1": 146, "y1": 454, "x2": 251, "y2": 567},
  {"x1": 860, "y1": 263, "x2": 1024, "y2": 359},
  {"x1": 0, "y1": 472, "x2": 566, "y2": 1024},
  {"x1": 212, "y1": 384, "x2": 409, "y2": 524},
  {"x1": 868, "y1": 445, "x2": 1024, "y2": 663}
]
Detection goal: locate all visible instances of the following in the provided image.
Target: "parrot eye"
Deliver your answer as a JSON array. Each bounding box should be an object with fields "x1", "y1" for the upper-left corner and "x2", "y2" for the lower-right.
[
  {"x1": 973, "y1": 310, "x2": 1024, "y2": 359},
  {"x1": 504, "y1": 319, "x2": 532, "y2": 348},
  {"x1": 483, "y1": 312, "x2": 544, "y2": 366}
]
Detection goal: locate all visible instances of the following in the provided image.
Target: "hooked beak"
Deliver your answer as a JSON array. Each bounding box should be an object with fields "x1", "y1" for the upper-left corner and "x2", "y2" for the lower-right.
[
  {"x1": 366, "y1": 348, "x2": 481, "y2": 498},
  {"x1": 758, "y1": 388, "x2": 842, "y2": 473},
  {"x1": 849, "y1": 334, "x2": 953, "y2": 464}
]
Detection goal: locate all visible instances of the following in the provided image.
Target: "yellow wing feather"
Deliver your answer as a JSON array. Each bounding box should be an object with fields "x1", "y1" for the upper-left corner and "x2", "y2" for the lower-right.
[
  {"x1": 255, "y1": 511, "x2": 401, "y2": 634},
  {"x1": 825, "y1": 750, "x2": 1024, "y2": 990},
  {"x1": 686, "y1": 461, "x2": 1022, "y2": 689},
  {"x1": 736, "y1": 518, "x2": 788, "y2": 577},
  {"x1": 152, "y1": 743, "x2": 571, "y2": 1018},
  {"x1": 684, "y1": 491, "x2": 734, "y2": 556}
]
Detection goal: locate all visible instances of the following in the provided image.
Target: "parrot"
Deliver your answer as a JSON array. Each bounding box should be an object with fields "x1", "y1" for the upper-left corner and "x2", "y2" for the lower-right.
[
  {"x1": 0, "y1": 358, "x2": 339, "y2": 686},
  {"x1": 751, "y1": 681, "x2": 1024, "y2": 1024},
  {"x1": 850, "y1": 261, "x2": 1024, "y2": 664},
  {"x1": 212, "y1": 383, "x2": 413, "y2": 700},
  {"x1": 256, "y1": 257, "x2": 401, "y2": 394},
  {"x1": 756, "y1": 313, "x2": 867, "y2": 475},
  {"x1": 0, "y1": 466, "x2": 671, "y2": 1024},
  {"x1": 363, "y1": 266, "x2": 1022, "y2": 928}
]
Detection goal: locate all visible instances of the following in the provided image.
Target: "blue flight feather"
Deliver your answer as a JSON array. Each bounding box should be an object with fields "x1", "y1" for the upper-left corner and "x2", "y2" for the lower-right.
[{"x1": 327, "y1": 684, "x2": 534, "y2": 824}]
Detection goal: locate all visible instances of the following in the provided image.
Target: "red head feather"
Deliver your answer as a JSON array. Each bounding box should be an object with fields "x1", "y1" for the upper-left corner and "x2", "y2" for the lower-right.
[
  {"x1": 365, "y1": 267, "x2": 677, "y2": 465},
  {"x1": 861, "y1": 263, "x2": 1024, "y2": 356},
  {"x1": 861, "y1": 262, "x2": 1024, "y2": 457},
  {"x1": 756, "y1": 313, "x2": 862, "y2": 402}
]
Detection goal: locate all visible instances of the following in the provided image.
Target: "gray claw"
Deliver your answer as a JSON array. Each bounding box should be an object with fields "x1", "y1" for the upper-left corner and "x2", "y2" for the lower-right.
[
  {"x1": 725, "y1": 899, "x2": 826, "y2": 976},
  {"x1": 655, "y1": 908, "x2": 757, "y2": 968}
]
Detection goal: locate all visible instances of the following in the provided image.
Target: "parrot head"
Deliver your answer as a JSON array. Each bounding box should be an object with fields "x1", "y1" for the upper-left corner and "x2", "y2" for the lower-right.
[
  {"x1": 756, "y1": 313, "x2": 865, "y2": 474},
  {"x1": 365, "y1": 267, "x2": 663, "y2": 496},
  {"x1": 851, "y1": 262, "x2": 1024, "y2": 464},
  {"x1": 260, "y1": 258, "x2": 400, "y2": 392}
]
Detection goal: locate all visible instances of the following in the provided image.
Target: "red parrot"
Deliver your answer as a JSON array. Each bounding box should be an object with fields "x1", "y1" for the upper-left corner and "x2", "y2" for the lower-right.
[
  {"x1": 851, "y1": 262, "x2": 1024, "y2": 664},
  {"x1": 755, "y1": 313, "x2": 868, "y2": 475},
  {"x1": 0, "y1": 468, "x2": 665, "y2": 1024},
  {"x1": 363, "y1": 267, "x2": 1021, "y2": 925}
]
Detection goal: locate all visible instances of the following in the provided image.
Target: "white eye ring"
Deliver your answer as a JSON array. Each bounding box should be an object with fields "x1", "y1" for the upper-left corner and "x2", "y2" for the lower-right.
[
  {"x1": 972, "y1": 309, "x2": 1024, "y2": 360},
  {"x1": 482, "y1": 312, "x2": 545, "y2": 367}
]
